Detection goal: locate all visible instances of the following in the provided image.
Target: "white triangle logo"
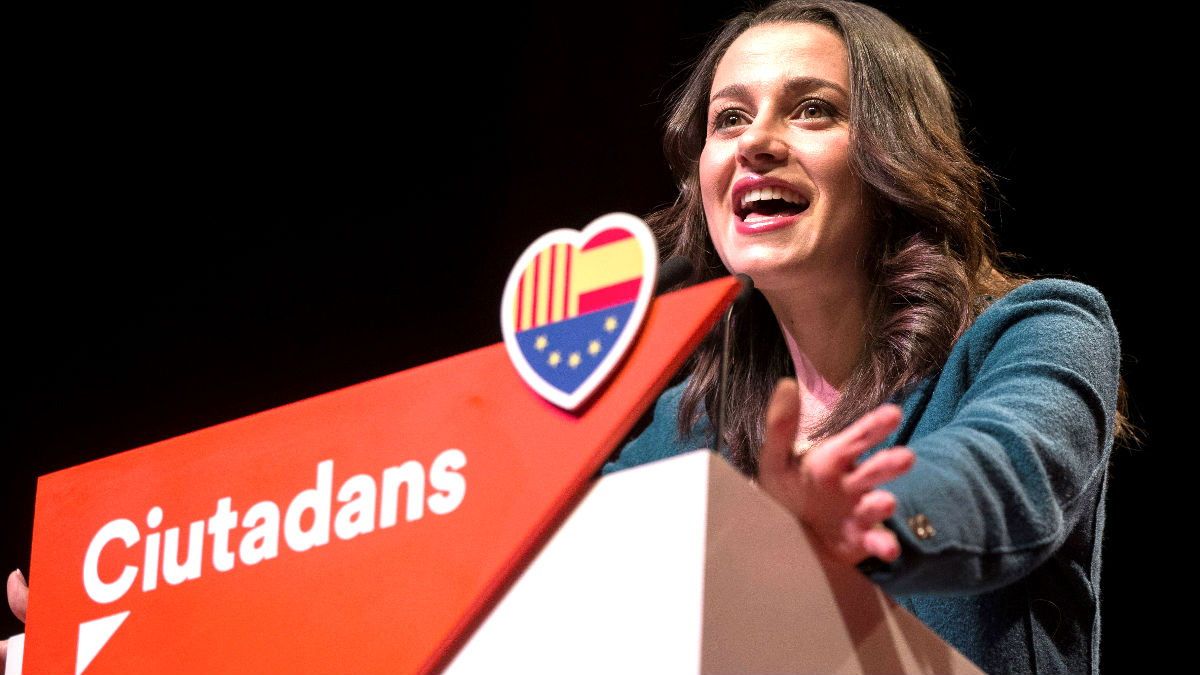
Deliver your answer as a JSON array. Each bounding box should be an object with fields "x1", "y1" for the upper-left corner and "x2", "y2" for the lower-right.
[{"x1": 76, "y1": 611, "x2": 130, "y2": 675}]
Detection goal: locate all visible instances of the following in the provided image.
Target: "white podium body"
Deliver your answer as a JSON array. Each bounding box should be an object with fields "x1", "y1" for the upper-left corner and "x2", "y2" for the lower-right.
[{"x1": 444, "y1": 450, "x2": 984, "y2": 675}]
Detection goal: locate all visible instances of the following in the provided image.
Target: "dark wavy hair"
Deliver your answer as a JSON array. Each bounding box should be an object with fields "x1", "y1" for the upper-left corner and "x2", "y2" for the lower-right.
[{"x1": 650, "y1": 0, "x2": 1025, "y2": 474}]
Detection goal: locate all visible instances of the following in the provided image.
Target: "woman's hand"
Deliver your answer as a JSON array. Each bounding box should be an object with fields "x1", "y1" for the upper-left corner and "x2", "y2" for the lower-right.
[
  {"x1": 0, "y1": 569, "x2": 29, "y2": 669},
  {"x1": 756, "y1": 378, "x2": 915, "y2": 565}
]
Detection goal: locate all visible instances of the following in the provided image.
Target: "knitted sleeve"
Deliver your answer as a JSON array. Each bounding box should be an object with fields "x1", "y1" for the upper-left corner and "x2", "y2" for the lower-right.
[{"x1": 863, "y1": 279, "x2": 1120, "y2": 595}]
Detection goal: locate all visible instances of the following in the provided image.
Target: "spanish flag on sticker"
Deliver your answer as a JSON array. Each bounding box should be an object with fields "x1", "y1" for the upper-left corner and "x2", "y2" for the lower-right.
[{"x1": 501, "y1": 213, "x2": 658, "y2": 411}]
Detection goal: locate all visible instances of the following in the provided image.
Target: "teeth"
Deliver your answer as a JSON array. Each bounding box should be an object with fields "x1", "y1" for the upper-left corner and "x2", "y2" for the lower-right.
[{"x1": 740, "y1": 186, "x2": 803, "y2": 210}]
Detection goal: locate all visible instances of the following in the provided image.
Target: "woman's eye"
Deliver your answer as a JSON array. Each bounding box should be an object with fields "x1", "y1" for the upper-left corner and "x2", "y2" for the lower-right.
[
  {"x1": 797, "y1": 100, "x2": 833, "y2": 120},
  {"x1": 713, "y1": 110, "x2": 746, "y2": 129}
]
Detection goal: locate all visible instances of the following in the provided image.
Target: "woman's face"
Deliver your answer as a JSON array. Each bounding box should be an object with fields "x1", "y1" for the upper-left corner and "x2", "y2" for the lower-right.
[{"x1": 699, "y1": 22, "x2": 868, "y2": 292}]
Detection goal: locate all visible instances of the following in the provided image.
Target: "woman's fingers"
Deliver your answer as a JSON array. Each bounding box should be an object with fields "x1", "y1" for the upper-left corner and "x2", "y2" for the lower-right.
[
  {"x1": 852, "y1": 489, "x2": 897, "y2": 529},
  {"x1": 861, "y1": 525, "x2": 901, "y2": 563},
  {"x1": 758, "y1": 378, "x2": 800, "y2": 478},
  {"x1": 0, "y1": 570, "x2": 26, "y2": 670},
  {"x1": 801, "y1": 404, "x2": 905, "y2": 494},
  {"x1": 823, "y1": 403, "x2": 902, "y2": 467},
  {"x1": 8, "y1": 569, "x2": 27, "y2": 623},
  {"x1": 844, "y1": 446, "x2": 914, "y2": 495},
  {"x1": 754, "y1": 390, "x2": 914, "y2": 567}
]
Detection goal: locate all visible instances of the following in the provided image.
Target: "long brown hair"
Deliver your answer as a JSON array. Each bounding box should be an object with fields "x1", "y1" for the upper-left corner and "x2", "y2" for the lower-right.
[{"x1": 651, "y1": 0, "x2": 1023, "y2": 474}]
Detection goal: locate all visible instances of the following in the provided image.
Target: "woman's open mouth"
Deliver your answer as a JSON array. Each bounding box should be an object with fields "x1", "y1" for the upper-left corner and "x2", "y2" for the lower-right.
[{"x1": 734, "y1": 185, "x2": 808, "y2": 233}]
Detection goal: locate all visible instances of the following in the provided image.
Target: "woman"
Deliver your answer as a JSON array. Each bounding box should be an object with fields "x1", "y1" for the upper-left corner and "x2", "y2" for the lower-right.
[
  {"x1": 603, "y1": 1, "x2": 1124, "y2": 673},
  {"x1": 0, "y1": 2, "x2": 1125, "y2": 673}
]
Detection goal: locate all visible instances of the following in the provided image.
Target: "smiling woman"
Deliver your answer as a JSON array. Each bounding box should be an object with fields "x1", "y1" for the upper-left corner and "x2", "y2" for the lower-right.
[
  {"x1": 0, "y1": 1, "x2": 1149, "y2": 673},
  {"x1": 701, "y1": 24, "x2": 867, "y2": 294},
  {"x1": 602, "y1": 2, "x2": 1131, "y2": 674}
]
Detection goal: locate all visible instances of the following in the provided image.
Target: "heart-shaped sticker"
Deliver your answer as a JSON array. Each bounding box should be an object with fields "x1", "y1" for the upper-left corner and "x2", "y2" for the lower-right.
[{"x1": 501, "y1": 213, "x2": 657, "y2": 410}]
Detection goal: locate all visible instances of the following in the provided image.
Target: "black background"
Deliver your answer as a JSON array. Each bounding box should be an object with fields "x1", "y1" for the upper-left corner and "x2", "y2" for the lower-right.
[{"x1": 4, "y1": 2, "x2": 1170, "y2": 671}]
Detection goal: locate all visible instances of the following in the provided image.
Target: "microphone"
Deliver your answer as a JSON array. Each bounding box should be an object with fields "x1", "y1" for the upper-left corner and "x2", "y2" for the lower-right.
[
  {"x1": 731, "y1": 273, "x2": 755, "y2": 306},
  {"x1": 712, "y1": 274, "x2": 754, "y2": 460},
  {"x1": 654, "y1": 256, "x2": 695, "y2": 295}
]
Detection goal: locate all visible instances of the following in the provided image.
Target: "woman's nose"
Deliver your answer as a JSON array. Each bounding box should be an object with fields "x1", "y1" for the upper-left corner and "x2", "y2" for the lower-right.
[{"x1": 737, "y1": 118, "x2": 789, "y2": 167}]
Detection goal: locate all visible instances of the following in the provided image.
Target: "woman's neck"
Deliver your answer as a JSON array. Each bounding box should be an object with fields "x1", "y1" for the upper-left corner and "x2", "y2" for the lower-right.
[{"x1": 760, "y1": 272, "x2": 869, "y2": 438}]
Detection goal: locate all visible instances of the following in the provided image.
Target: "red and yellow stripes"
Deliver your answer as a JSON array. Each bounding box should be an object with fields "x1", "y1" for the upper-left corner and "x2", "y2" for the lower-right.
[{"x1": 513, "y1": 230, "x2": 643, "y2": 331}]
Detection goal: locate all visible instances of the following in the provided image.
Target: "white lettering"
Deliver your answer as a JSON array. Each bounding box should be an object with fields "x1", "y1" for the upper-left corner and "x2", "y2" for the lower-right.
[
  {"x1": 162, "y1": 520, "x2": 205, "y2": 585},
  {"x1": 207, "y1": 497, "x2": 238, "y2": 572},
  {"x1": 380, "y1": 461, "x2": 425, "y2": 527},
  {"x1": 335, "y1": 474, "x2": 377, "y2": 540},
  {"x1": 284, "y1": 459, "x2": 333, "y2": 552},
  {"x1": 428, "y1": 449, "x2": 467, "y2": 515},
  {"x1": 142, "y1": 507, "x2": 162, "y2": 592},
  {"x1": 239, "y1": 500, "x2": 281, "y2": 565},
  {"x1": 81, "y1": 450, "x2": 468, "y2": 606},
  {"x1": 83, "y1": 519, "x2": 140, "y2": 604},
  {"x1": 142, "y1": 532, "x2": 160, "y2": 592}
]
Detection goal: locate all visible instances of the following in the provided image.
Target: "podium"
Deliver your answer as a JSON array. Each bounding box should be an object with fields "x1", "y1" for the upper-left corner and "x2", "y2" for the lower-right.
[
  {"x1": 445, "y1": 450, "x2": 983, "y2": 675},
  {"x1": 9, "y1": 276, "x2": 981, "y2": 674}
]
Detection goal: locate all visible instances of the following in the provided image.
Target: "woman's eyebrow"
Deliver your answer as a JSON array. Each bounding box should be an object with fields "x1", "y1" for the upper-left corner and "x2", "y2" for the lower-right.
[{"x1": 709, "y1": 76, "x2": 849, "y2": 106}]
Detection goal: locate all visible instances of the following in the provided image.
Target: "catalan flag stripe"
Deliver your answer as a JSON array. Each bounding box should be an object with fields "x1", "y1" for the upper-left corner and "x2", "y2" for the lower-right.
[
  {"x1": 535, "y1": 247, "x2": 551, "y2": 327},
  {"x1": 514, "y1": 272, "x2": 522, "y2": 328},
  {"x1": 564, "y1": 244, "x2": 574, "y2": 320},
  {"x1": 519, "y1": 260, "x2": 534, "y2": 330},
  {"x1": 551, "y1": 244, "x2": 567, "y2": 323}
]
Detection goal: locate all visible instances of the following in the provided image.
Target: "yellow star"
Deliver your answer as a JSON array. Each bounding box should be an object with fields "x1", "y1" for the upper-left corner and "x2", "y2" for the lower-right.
[
  {"x1": 568, "y1": 352, "x2": 582, "y2": 368},
  {"x1": 604, "y1": 316, "x2": 618, "y2": 333},
  {"x1": 548, "y1": 351, "x2": 561, "y2": 367},
  {"x1": 588, "y1": 339, "x2": 601, "y2": 356},
  {"x1": 534, "y1": 335, "x2": 548, "y2": 351}
]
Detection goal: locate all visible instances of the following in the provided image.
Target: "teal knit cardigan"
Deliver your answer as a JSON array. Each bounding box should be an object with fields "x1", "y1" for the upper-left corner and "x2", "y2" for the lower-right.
[{"x1": 603, "y1": 279, "x2": 1120, "y2": 675}]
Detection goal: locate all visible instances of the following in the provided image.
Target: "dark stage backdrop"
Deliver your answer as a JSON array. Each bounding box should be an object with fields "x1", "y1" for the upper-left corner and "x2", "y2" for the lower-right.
[{"x1": 5, "y1": 2, "x2": 1166, "y2": 671}]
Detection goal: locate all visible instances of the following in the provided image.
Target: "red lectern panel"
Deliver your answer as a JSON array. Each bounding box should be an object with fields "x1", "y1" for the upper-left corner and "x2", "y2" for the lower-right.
[{"x1": 24, "y1": 277, "x2": 740, "y2": 675}]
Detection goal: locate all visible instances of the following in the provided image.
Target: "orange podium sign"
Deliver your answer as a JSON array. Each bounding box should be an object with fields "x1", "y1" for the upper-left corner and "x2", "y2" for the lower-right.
[{"x1": 24, "y1": 277, "x2": 740, "y2": 675}]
